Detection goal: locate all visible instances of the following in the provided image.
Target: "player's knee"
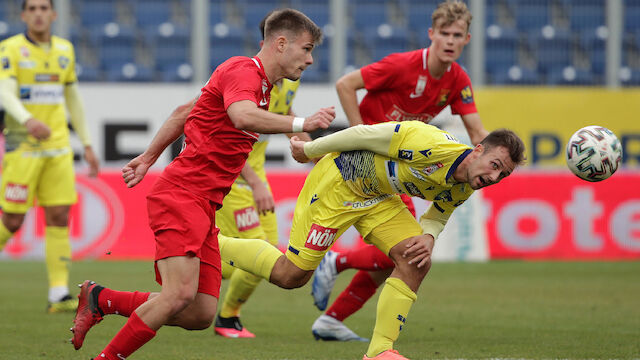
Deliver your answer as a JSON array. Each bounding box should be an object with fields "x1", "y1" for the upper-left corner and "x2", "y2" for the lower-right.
[
  {"x1": 165, "y1": 289, "x2": 198, "y2": 314},
  {"x1": 2, "y1": 215, "x2": 24, "y2": 233}
]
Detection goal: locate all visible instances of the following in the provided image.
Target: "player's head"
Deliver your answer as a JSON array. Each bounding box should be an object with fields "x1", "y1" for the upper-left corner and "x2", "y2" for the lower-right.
[
  {"x1": 428, "y1": 1, "x2": 471, "y2": 64},
  {"x1": 465, "y1": 129, "x2": 526, "y2": 190},
  {"x1": 263, "y1": 9, "x2": 322, "y2": 81},
  {"x1": 21, "y1": 0, "x2": 56, "y2": 35}
]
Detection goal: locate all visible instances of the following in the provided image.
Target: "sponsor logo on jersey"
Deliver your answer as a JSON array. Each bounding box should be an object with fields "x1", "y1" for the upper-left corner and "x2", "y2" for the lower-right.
[
  {"x1": 460, "y1": 85, "x2": 474, "y2": 104},
  {"x1": 20, "y1": 46, "x2": 29, "y2": 58},
  {"x1": 419, "y1": 149, "x2": 432, "y2": 158},
  {"x1": 410, "y1": 167, "x2": 426, "y2": 181},
  {"x1": 19, "y1": 84, "x2": 64, "y2": 104},
  {"x1": 386, "y1": 104, "x2": 433, "y2": 123},
  {"x1": 434, "y1": 190, "x2": 453, "y2": 202},
  {"x1": 58, "y1": 55, "x2": 69, "y2": 69},
  {"x1": 444, "y1": 133, "x2": 460, "y2": 143},
  {"x1": 35, "y1": 73, "x2": 60, "y2": 82},
  {"x1": 436, "y1": 89, "x2": 450, "y2": 106},
  {"x1": 409, "y1": 75, "x2": 427, "y2": 98},
  {"x1": 5, "y1": 183, "x2": 28, "y2": 203},
  {"x1": 234, "y1": 207, "x2": 260, "y2": 232},
  {"x1": 398, "y1": 149, "x2": 413, "y2": 160},
  {"x1": 305, "y1": 224, "x2": 338, "y2": 251},
  {"x1": 310, "y1": 194, "x2": 319, "y2": 205},
  {"x1": 342, "y1": 194, "x2": 392, "y2": 209},
  {"x1": 403, "y1": 182, "x2": 424, "y2": 198},
  {"x1": 18, "y1": 60, "x2": 35, "y2": 68},
  {"x1": 423, "y1": 162, "x2": 444, "y2": 176}
]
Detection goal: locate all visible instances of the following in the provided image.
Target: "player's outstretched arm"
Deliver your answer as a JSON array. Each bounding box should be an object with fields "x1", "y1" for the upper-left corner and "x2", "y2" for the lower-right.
[
  {"x1": 122, "y1": 97, "x2": 196, "y2": 188},
  {"x1": 227, "y1": 100, "x2": 335, "y2": 134},
  {"x1": 336, "y1": 69, "x2": 366, "y2": 127}
]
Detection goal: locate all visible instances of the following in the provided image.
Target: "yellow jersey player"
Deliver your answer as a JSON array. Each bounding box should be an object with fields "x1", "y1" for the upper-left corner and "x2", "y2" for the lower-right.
[
  {"x1": 213, "y1": 12, "x2": 313, "y2": 338},
  {"x1": 218, "y1": 122, "x2": 525, "y2": 359},
  {"x1": 0, "y1": 0, "x2": 99, "y2": 313}
]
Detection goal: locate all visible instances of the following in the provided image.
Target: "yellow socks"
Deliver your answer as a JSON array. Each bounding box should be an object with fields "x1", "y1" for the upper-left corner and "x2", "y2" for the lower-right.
[
  {"x1": 0, "y1": 221, "x2": 14, "y2": 251},
  {"x1": 45, "y1": 226, "x2": 71, "y2": 293},
  {"x1": 219, "y1": 269, "x2": 262, "y2": 318},
  {"x1": 218, "y1": 234, "x2": 282, "y2": 281},
  {"x1": 366, "y1": 277, "x2": 417, "y2": 357}
]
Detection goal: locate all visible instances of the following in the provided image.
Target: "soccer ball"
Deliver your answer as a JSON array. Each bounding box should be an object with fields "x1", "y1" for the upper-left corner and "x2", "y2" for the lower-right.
[{"x1": 565, "y1": 125, "x2": 623, "y2": 182}]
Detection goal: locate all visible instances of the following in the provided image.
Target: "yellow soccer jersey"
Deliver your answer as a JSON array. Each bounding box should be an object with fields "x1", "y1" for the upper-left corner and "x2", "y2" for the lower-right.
[
  {"x1": 308, "y1": 121, "x2": 475, "y2": 232},
  {"x1": 0, "y1": 34, "x2": 77, "y2": 151},
  {"x1": 238, "y1": 79, "x2": 300, "y2": 184}
]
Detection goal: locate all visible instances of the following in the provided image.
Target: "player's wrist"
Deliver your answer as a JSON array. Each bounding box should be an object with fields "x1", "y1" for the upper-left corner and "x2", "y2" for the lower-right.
[{"x1": 292, "y1": 117, "x2": 305, "y2": 133}]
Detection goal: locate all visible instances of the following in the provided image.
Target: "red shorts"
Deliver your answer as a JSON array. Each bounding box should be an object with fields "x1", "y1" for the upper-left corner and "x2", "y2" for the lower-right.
[{"x1": 147, "y1": 177, "x2": 222, "y2": 298}]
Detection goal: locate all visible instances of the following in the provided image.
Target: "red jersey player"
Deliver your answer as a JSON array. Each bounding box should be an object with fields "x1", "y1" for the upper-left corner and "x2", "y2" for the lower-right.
[
  {"x1": 311, "y1": 0, "x2": 490, "y2": 342},
  {"x1": 69, "y1": 9, "x2": 335, "y2": 360}
]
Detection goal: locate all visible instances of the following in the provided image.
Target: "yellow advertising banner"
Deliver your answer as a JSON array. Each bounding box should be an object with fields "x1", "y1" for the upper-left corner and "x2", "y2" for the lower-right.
[{"x1": 474, "y1": 88, "x2": 640, "y2": 167}]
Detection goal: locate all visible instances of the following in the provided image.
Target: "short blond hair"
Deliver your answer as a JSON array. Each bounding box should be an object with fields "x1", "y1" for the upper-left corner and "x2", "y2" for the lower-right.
[{"x1": 431, "y1": 0, "x2": 472, "y2": 32}]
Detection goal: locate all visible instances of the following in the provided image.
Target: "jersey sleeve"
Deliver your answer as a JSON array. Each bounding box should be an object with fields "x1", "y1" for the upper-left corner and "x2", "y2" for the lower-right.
[
  {"x1": 449, "y1": 70, "x2": 478, "y2": 116},
  {"x1": 361, "y1": 53, "x2": 403, "y2": 91},
  {"x1": 65, "y1": 43, "x2": 78, "y2": 84},
  {"x1": 221, "y1": 62, "x2": 263, "y2": 110},
  {"x1": 419, "y1": 187, "x2": 472, "y2": 240},
  {"x1": 0, "y1": 40, "x2": 18, "y2": 81},
  {"x1": 303, "y1": 123, "x2": 397, "y2": 159}
]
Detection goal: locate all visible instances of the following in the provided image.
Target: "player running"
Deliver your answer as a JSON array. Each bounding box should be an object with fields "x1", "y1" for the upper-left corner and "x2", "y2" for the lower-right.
[
  {"x1": 0, "y1": 0, "x2": 99, "y2": 313},
  {"x1": 219, "y1": 121, "x2": 525, "y2": 359},
  {"x1": 69, "y1": 9, "x2": 334, "y2": 360}
]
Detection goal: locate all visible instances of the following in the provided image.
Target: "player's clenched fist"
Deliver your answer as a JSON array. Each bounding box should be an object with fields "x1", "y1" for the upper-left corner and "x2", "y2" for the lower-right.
[
  {"x1": 289, "y1": 136, "x2": 310, "y2": 163},
  {"x1": 302, "y1": 106, "x2": 335, "y2": 132}
]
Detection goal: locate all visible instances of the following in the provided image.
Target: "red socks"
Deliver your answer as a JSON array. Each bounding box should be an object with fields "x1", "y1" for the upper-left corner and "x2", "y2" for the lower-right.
[
  {"x1": 98, "y1": 311, "x2": 156, "y2": 360},
  {"x1": 326, "y1": 270, "x2": 379, "y2": 321},
  {"x1": 335, "y1": 245, "x2": 395, "y2": 273},
  {"x1": 99, "y1": 288, "x2": 150, "y2": 317}
]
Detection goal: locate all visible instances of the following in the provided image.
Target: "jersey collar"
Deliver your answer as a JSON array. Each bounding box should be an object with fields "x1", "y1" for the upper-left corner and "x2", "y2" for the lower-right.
[
  {"x1": 446, "y1": 148, "x2": 472, "y2": 182},
  {"x1": 23, "y1": 31, "x2": 52, "y2": 47},
  {"x1": 251, "y1": 56, "x2": 271, "y2": 89}
]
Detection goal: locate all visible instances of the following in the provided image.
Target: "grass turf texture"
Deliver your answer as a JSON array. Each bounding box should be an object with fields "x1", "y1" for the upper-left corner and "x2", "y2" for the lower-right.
[{"x1": 0, "y1": 260, "x2": 638, "y2": 359}]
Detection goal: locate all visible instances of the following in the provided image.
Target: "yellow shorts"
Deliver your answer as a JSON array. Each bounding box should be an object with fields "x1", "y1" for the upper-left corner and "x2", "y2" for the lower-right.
[
  {"x1": 216, "y1": 182, "x2": 278, "y2": 245},
  {"x1": 0, "y1": 148, "x2": 77, "y2": 214},
  {"x1": 285, "y1": 155, "x2": 423, "y2": 271}
]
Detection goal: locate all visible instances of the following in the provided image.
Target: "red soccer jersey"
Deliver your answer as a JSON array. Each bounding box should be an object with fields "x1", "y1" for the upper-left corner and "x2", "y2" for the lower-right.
[
  {"x1": 359, "y1": 48, "x2": 477, "y2": 125},
  {"x1": 161, "y1": 56, "x2": 271, "y2": 206}
]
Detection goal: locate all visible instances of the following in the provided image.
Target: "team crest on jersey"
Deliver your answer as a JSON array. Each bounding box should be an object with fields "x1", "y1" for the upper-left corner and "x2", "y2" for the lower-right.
[
  {"x1": 1, "y1": 57, "x2": 8, "y2": 69},
  {"x1": 419, "y1": 149, "x2": 432, "y2": 158},
  {"x1": 234, "y1": 207, "x2": 260, "y2": 232},
  {"x1": 398, "y1": 149, "x2": 413, "y2": 160},
  {"x1": 409, "y1": 75, "x2": 427, "y2": 99},
  {"x1": 305, "y1": 224, "x2": 338, "y2": 251},
  {"x1": 58, "y1": 56, "x2": 70, "y2": 69},
  {"x1": 436, "y1": 89, "x2": 450, "y2": 106},
  {"x1": 423, "y1": 162, "x2": 444, "y2": 176},
  {"x1": 460, "y1": 85, "x2": 474, "y2": 104},
  {"x1": 20, "y1": 46, "x2": 29, "y2": 58},
  {"x1": 5, "y1": 183, "x2": 28, "y2": 203}
]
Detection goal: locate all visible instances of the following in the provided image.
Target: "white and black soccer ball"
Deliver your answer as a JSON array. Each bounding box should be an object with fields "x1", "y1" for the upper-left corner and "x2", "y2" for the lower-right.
[{"x1": 565, "y1": 125, "x2": 623, "y2": 182}]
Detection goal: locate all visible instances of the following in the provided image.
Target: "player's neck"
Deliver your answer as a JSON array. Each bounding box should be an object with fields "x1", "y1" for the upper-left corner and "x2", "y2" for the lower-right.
[
  {"x1": 255, "y1": 51, "x2": 280, "y2": 85},
  {"x1": 26, "y1": 29, "x2": 51, "y2": 44},
  {"x1": 426, "y1": 49, "x2": 451, "y2": 79}
]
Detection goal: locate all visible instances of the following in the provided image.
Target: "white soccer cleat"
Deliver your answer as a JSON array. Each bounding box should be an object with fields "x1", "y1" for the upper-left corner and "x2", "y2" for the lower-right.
[
  {"x1": 311, "y1": 251, "x2": 339, "y2": 310},
  {"x1": 311, "y1": 314, "x2": 368, "y2": 342}
]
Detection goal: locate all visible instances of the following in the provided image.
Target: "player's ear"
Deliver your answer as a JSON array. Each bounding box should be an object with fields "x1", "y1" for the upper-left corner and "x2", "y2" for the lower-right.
[
  {"x1": 474, "y1": 143, "x2": 484, "y2": 154},
  {"x1": 276, "y1": 35, "x2": 287, "y2": 52}
]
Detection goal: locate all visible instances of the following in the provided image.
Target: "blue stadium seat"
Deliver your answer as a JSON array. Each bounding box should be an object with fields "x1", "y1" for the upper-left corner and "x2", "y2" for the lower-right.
[
  {"x1": 134, "y1": 0, "x2": 173, "y2": 27},
  {"x1": 242, "y1": 4, "x2": 279, "y2": 33},
  {"x1": 95, "y1": 25, "x2": 137, "y2": 69},
  {"x1": 352, "y1": 4, "x2": 388, "y2": 29},
  {"x1": 293, "y1": 4, "x2": 330, "y2": 27},
  {"x1": 489, "y1": 66, "x2": 540, "y2": 85},
  {"x1": 0, "y1": 21, "x2": 24, "y2": 42},
  {"x1": 79, "y1": 2, "x2": 117, "y2": 27},
  {"x1": 513, "y1": 4, "x2": 551, "y2": 31},
  {"x1": 578, "y1": 28, "x2": 606, "y2": 75},
  {"x1": 620, "y1": 68, "x2": 640, "y2": 86},
  {"x1": 105, "y1": 63, "x2": 154, "y2": 82},
  {"x1": 547, "y1": 66, "x2": 596, "y2": 85},
  {"x1": 209, "y1": 24, "x2": 247, "y2": 69},
  {"x1": 151, "y1": 24, "x2": 191, "y2": 70},
  {"x1": 76, "y1": 63, "x2": 101, "y2": 82},
  {"x1": 485, "y1": 27, "x2": 519, "y2": 75},
  {"x1": 406, "y1": 3, "x2": 437, "y2": 34},
  {"x1": 567, "y1": 3, "x2": 605, "y2": 31},
  {"x1": 209, "y1": 0, "x2": 226, "y2": 25},
  {"x1": 364, "y1": 25, "x2": 411, "y2": 61},
  {"x1": 159, "y1": 63, "x2": 193, "y2": 82},
  {"x1": 624, "y1": 6, "x2": 640, "y2": 31},
  {"x1": 530, "y1": 30, "x2": 573, "y2": 73},
  {"x1": 301, "y1": 66, "x2": 329, "y2": 83}
]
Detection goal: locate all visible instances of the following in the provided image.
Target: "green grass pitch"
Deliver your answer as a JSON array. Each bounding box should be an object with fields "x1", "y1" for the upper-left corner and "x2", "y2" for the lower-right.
[{"x1": 0, "y1": 260, "x2": 638, "y2": 359}]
